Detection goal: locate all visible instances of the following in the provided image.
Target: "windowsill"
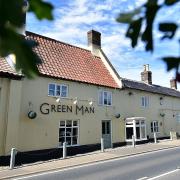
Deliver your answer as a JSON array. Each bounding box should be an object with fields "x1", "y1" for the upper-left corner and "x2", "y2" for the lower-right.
[
  {"x1": 151, "y1": 132, "x2": 160, "y2": 134},
  {"x1": 48, "y1": 95, "x2": 69, "y2": 99},
  {"x1": 58, "y1": 144, "x2": 80, "y2": 148},
  {"x1": 98, "y1": 104, "x2": 112, "y2": 107},
  {"x1": 126, "y1": 138, "x2": 147, "y2": 142}
]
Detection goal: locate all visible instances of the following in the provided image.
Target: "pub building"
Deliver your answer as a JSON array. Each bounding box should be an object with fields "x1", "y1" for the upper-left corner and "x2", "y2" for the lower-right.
[{"x1": 0, "y1": 29, "x2": 180, "y2": 165}]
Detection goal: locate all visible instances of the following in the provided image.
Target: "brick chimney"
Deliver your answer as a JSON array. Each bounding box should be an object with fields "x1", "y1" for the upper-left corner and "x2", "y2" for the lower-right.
[
  {"x1": 141, "y1": 64, "x2": 152, "y2": 85},
  {"x1": 17, "y1": 0, "x2": 28, "y2": 35},
  {"x1": 87, "y1": 30, "x2": 101, "y2": 56},
  {"x1": 170, "y1": 78, "x2": 177, "y2": 90}
]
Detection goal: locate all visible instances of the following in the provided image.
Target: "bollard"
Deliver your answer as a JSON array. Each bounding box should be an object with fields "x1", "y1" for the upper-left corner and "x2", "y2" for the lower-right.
[
  {"x1": 10, "y1": 148, "x2": 17, "y2": 170},
  {"x1": 101, "y1": 138, "x2": 104, "y2": 152},
  {"x1": 154, "y1": 132, "x2": 157, "y2": 143},
  {"x1": 170, "y1": 131, "x2": 173, "y2": 140},
  {"x1": 132, "y1": 135, "x2": 135, "y2": 148},
  {"x1": 63, "y1": 142, "x2": 67, "y2": 159}
]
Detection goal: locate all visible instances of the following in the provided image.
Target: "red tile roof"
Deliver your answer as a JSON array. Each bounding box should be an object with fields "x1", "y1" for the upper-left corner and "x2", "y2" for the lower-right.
[
  {"x1": 0, "y1": 57, "x2": 22, "y2": 79},
  {"x1": 26, "y1": 31, "x2": 119, "y2": 88}
]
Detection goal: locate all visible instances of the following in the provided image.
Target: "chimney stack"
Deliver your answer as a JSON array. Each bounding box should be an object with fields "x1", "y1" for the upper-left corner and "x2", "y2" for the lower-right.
[
  {"x1": 87, "y1": 30, "x2": 101, "y2": 56},
  {"x1": 170, "y1": 78, "x2": 177, "y2": 90},
  {"x1": 141, "y1": 64, "x2": 152, "y2": 85}
]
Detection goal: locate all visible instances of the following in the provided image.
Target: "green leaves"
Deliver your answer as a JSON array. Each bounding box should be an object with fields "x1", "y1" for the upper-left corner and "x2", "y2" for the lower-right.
[
  {"x1": 162, "y1": 57, "x2": 180, "y2": 71},
  {"x1": 0, "y1": 0, "x2": 54, "y2": 78},
  {"x1": 126, "y1": 18, "x2": 143, "y2": 47},
  {"x1": 159, "y1": 22, "x2": 178, "y2": 39},
  {"x1": 0, "y1": 26, "x2": 41, "y2": 78},
  {"x1": 116, "y1": 7, "x2": 142, "y2": 24},
  {"x1": 117, "y1": 0, "x2": 180, "y2": 82},
  {"x1": 164, "y1": 0, "x2": 180, "y2": 6},
  {"x1": 0, "y1": 0, "x2": 25, "y2": 27},
  {"x1": 29, "y1": 0, "x2": 54, "y2": 20}
]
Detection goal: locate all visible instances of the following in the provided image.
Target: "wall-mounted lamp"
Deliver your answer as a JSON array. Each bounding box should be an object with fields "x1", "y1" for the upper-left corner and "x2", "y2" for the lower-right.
[
  {"x1": 28, "y1": 111, "x2": 37, "y2": 119},
  {"x1": 56, "y1": 97, "x2": 61, "y2": 103},
  {"x1": 88, "y1": 98, "x2": 93, "y2": 106},
  {"x1": 73, "y1": 97, "x2": 78, "y2": 105},
  {"x1": 128, "y1": 92, "x2": 133, "y2": 96},
  {"x1": 115, "y1": 113, "x2": 121, "y2": 119},
  {"x1": 160, "y1": 113, "x2": 165, "y2": 117}
]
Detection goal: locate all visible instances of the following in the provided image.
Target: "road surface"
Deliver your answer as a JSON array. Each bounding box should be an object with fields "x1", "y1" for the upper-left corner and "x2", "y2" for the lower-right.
[{"x1": 14, "y1": 147, "x2": 180, "y2": 180}]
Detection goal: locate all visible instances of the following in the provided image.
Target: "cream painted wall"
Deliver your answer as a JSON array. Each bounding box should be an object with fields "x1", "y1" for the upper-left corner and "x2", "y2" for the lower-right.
[
  {"x1": 16, "y1": 77, "x2": 124, "y2": 153},
  {"x1": 4, "y1": 80, "x2": 22, "y2": 154},
  {"x1": 0, "y1": 78, "x2": 10, "y2": 156}
]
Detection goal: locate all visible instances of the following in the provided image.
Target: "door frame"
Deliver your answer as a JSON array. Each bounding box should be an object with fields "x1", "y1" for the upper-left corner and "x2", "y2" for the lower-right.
[{"x1": 101, "y1": 119, "x2": 112, "y2": 148}]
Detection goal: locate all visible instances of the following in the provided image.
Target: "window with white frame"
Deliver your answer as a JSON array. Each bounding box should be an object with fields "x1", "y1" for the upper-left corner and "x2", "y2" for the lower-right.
[
  {"x1": 59, "y1": 120, "x2": 79, "y2": 146},
  {"x1": 48, "y1": 83, "x2": 68, "y2": 97},
  {"x1": 98, "y1": 90, "x2": 112, "y2": 106},
  {"x1": 151, "y1": 121, "x2": 159, "y2": 133},
  {"x1": 176, "y1": 113, "x2": 180, "y2": 123},
  {"x1": 141, "y1": 96, "x2": 149, "y2": 107}
]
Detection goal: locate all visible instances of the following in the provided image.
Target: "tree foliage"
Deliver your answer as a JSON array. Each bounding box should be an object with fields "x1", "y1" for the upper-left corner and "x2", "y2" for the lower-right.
[
  {"x1": 0, "y1": 0, "x2": 53, "y2": 78},
  {"x1": 117, "y1": 0, "x2": 180, "y2": 82}
]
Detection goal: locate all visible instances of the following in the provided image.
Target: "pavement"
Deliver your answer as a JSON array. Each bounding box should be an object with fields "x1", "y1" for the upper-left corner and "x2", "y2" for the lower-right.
[{"x1": 0, "y1": 139, "x2": 180, "y2": 180}]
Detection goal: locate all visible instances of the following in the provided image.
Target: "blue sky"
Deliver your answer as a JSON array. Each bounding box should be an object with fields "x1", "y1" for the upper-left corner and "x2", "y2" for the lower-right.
[{"x1": 27, "y1": 0, "x2": 180, "y2": 88}]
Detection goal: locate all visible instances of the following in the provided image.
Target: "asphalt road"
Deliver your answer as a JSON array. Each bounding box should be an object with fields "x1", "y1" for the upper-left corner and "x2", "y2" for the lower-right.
[{"x1": 15, "y1": 147, "x2": 180, "y2": 180}]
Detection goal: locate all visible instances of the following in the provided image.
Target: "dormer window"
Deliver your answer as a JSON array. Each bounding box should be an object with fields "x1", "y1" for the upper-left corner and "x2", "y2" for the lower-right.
[
  {"x1": 98, "y1": 90, "x2": 112, "y2": 106},
  {"x1": 48, "y1": 83, "x2": 68, "y2": 97}
]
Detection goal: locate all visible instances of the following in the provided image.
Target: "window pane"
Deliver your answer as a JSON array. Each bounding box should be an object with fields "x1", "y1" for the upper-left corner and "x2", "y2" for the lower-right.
[
  {"x1": 106, "y1": 122, "x2": 110, "y2": 134},
  {"x1": 66, "y1": 137, "x2": 71, "y2": 145},
  {"x1": 56, "y1": 85, "x2": 61, "y2": 96},
  {"x1": 73, "y1": 121, "x2": 78, "y2": 126},
  {"x1": 141, "y1": 97, "x2": 145, "y2": 106},
  {"x1": 104, "y1": 92, "x2": 108, "y2": 105},
  {"x1": 61, "y1": 85, "x2": 67, "y2": 97},
  {"x1": 72, "y1": 137, "x2": 77, "y2": 145},
  {"x1": 73, "y1": 128, "x2": 78, "y2": 136},
  {"x1": 141, "y1": 126, "x2": 146, "y2": 139},
  {"x1": 48, "y1": 84, "x2": 55, "y2": 96},
  {"x1": 98, "y1": 91, "x2": 103, "y2": 105},
  {"x1": 136, "y1": 127, "x2": 140, "y2": 139},
  {"x1": 66, "y1": 120, "x2": 72, "y2": 127},
  {"x1": 66, "y1": 128, "x2": 72, "y2": 136},
  {"x1": 141, "y1": 120, "x2": 145, "y2": 125},
  {"x1": 126, "y1": 127, "x2": 133, "y2": 139},
  {"x1": 59, "y1": 128, "x2": 65, "y2": 137},
  {"x1": 102, "y1": 122, "x2": 105, "y2": 134},
  {"x1": 107, "y1": 93, "x2": 112, "y2": 105},
  {"x1": 59, "y1": 137, "x2": 65, "y2": 146},
  {"x1": 60, "y1": 121, "x2": 65, "y2": 127}
]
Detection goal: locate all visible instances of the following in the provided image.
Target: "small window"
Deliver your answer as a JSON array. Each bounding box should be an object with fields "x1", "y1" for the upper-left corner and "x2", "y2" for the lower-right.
[
  {"x1": 151, "y1": 121, "x2": 159, "y2": 133},
  {"x1": 176, "y1": 114, "x2": 180, "y2": 123},
  {"x1": 141, "y1": 96, "x2": 149, "y2": 107},
  {"x1": 98, "y1": 90, "x2": 112, "y2": 106},
  {"x1": 48, "y1": 83, "x2": 68, "y2": 97}
]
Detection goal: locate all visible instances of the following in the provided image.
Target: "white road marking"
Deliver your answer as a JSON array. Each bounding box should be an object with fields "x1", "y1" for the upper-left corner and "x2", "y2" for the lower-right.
[
  {"x1": 12, "y1": 146, "x2": 180, "y2": 180},
  {"x1": 137, "y1": 176, "x2": 148, "y2": 180},
  {"x1": 148, "y1": 169, "x2": 179, "y2": 180}
]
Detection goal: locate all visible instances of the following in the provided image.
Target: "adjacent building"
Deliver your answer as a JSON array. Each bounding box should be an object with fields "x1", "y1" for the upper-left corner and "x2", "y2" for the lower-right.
[{"x1": 0, "y1": 30, "x2": 180, "y2": 164}]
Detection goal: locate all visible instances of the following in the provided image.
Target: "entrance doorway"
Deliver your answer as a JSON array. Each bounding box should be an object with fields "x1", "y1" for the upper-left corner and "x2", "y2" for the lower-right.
[
  {"x1": 125, "y1": 117, "x2": 147, "y2": 142},
  {"x1": 102, "y1": 120, "x2": 112, "y2": 148}
]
